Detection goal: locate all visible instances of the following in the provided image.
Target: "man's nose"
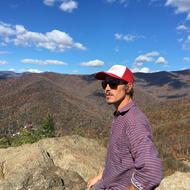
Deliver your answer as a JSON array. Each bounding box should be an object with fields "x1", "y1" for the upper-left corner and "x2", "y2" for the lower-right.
[{"x1": 105, "y1": 84, "x2": 111, "y2": 91}]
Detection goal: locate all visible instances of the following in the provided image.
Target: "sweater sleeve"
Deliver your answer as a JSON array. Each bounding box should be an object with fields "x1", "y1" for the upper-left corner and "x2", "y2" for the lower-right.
[{"x1": 126, "y1": 120, "x2": 162, "y2": 190}]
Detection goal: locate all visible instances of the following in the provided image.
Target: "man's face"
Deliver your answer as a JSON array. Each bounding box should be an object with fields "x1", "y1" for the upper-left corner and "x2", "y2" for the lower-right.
[{"x1": 102, "y1": 76, "x2": 127, "y2": 105}]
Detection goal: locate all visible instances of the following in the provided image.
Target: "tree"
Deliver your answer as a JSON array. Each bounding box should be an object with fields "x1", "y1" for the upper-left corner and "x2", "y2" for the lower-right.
[{"x1": 39, "y1": 113, "x2": 55, "y2": 138}]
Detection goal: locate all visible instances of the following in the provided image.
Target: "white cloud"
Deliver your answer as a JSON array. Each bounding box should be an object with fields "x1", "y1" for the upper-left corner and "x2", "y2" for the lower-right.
[
  {"x1": 140, "y1": 67, "x2": 151, "y2": 73},
  {"x1": 123, "y1": 34, "x2": 139, "y2": 42},
  {"x1": 115, "y1": 33, "x2": 123, "y2": 40},
  {"x1": 43, "y1": 0, "x2": 78, "y2": 13},
  {"x1": 132, "y1": 67, "x2": 151, "y2": 73},
  {"x1": 183, "y1": 35, "x2": 190, "y2": 49},
  {"x1": 15, "y1": 25, "x2": 26, "y2": 34},
  {"x1": 176, "y1": 24, "x2": 188, "y2": 31},
  {"x1": 81, "y1": 59, "x2": 104, "y2": 67},
  {"x1": 0, "y1": 60, "x2": 8, "y2": 65},
  {"x1": 133, "y1": 51, "x2": 167, "y2": 73},
  {"x1": 8, "y1": 68, "x2": 43, "y2": 73},
  {"x1": 21, "y1": 59, "x2": 67, "y2": 65},
  {"x1": 145, "y1": 51, "x2": 160, "y2": 57},
  {"x1": 9, "y1": 68, "x2": 16, "y2": 72},
  {"x1": 177, "y1": 38, "x2": 184, "y2": 42},
  {"x1": 0, "y1": 21, "x2": 15, "y2": 36},
  {"x1": 135, "y1": 55, "x2": 154, "y2": 63},
  {"x1": 187, "y1": 13, "x2": 190, "y2": 20},
  {"x1": 72, "y1": 70, "x2": 79, "y2": 73},
  {"x1": 26, "y1": 69, "x2": 43, "y2": 73},
  {"x1": 136, "y1": 62, "x2": 143, "y2": 67},
  {"x1": 60, "y1": 0, "x2": 78, "y2": 13},
  {"x1": 155, "y1": 56, "x2": 167, "y2": 64},
  {"x1": 43, "y1": 0, "x2": 55, "y2": 6},
  {"x1": 114, "y1": 33, "x2": 145, "y2": 42},
  {"x1": 183, "y1": 56, "x2": 190, "y2": 62},
  {"x1": 0, "y1": 21, "x2": 86, "y2": 52},
  {"x1": 134, "y1": 51, "x2": 160, "y2": 64},
  {"x1": 165, "y1": 0, "x2": 190, "y2": 20}
]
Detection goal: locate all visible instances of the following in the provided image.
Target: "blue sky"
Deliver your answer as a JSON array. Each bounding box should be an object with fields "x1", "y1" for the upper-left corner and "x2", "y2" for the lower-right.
[{"x1": 0, "y1": 0, "x2": 190, "y2": 74}]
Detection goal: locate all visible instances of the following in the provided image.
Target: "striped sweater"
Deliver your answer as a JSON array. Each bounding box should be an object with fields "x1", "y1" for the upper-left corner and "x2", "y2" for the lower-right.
[{"x1": 100, "y1": 101, "x2": 162, "y2": 190}]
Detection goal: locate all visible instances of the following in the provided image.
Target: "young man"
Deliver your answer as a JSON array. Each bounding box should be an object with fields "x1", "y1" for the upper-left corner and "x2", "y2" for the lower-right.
[{"x1": 87, "y1": 65, "x2": 162, "y2": 190}]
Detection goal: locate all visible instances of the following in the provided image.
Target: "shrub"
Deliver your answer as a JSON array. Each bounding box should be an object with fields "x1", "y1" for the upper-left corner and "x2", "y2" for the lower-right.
[
  {"x1": 10, "y1": 129, "x2": 38, "y2": 147},
  {"x1": 0, "y1": 137, "x2": 10, "y2": 148},
  {"x1": 38, "y1": 113, "x2": 55, "y2": 138},
  {"x1": 3, "y1": 114, "x2": 56, "y2": 147}
]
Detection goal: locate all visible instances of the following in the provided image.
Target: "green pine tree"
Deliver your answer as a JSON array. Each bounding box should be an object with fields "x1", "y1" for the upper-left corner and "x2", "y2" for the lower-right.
[{"x1": 40, "y1": 113, "x2": 55, "y2": 138}]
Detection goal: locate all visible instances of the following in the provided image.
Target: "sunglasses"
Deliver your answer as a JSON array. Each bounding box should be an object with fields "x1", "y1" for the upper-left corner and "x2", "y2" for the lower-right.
[{"x1": 101, "y1": 79, "x2": 127, "y2": 89}]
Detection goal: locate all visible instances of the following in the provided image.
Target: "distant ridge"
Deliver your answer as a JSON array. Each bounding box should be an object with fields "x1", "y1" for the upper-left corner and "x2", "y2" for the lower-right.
[
  {"x1": 0, "y1": 69, "x2": 189, "y2": 137},
  {"x1": 0, "y1": 71, "x2": 26, "y2": 79},
  {"x1": 134, "y1": 69, "x2": 190, "y2": 99},
  {"x1": 1, "y1": 68, "x2": 189, "y2": 78},
  {"x1": 0, "y1": 69, "x2": 189, "y2": 101}
]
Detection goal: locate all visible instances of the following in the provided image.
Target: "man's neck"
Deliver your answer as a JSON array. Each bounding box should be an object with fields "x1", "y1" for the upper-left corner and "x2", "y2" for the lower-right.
[{"x1": 114, "y1": 96, "x2": 132, "y2": 111}]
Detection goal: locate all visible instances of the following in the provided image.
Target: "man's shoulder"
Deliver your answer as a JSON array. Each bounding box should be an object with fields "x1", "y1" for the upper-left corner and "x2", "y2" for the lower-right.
[
  {"x1": 125, "y1": 104, "x2": 150, "y2": 127},
  {"x1": 127, "y1": 104, "x2": 146, "y2": 118}
]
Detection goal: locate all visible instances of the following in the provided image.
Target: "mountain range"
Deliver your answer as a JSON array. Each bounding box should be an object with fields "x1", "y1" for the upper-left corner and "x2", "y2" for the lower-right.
[
  {"x1": 0, "y1": 69, "x2": 189, "y2": 135},
  {"x1": 0, "y1": 69, "x2": 189, "y2": 169}
]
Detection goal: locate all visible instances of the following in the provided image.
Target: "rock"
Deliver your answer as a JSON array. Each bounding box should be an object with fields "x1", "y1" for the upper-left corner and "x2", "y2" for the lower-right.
[
  {"x1": 156, "y1": 171, "x2": 190, "y2": 190},
  {"x1": 55, "y1": 167, "x2": 86, "y2": 190},
  {"x1": 0, "y1": 135, "x2": 106, "y2": 189},
  {"x1": 38, "y1": 135, "x2": 106, "y2": 181},
  {"x1": 0, "y1": 143, "x2": 54, "y2": 181},
  {"x1": 0, "y1": 166, "x2": 86, "y2": 190},
  {"x1": 0, "y1": 135, "x2": 189, "y2": 190},
  {"x1": 0, "y1": 167, "x2": 65, "y2": 190}
]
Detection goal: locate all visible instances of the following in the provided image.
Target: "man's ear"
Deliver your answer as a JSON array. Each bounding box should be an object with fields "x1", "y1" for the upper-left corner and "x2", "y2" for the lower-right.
[{"x1": 125, "y1": 83, "x2": 133, "y2": 93}]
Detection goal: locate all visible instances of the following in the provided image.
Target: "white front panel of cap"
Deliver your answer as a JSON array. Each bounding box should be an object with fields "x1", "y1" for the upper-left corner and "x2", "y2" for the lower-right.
[{"x1": 107, "y1": 65, "x2": 126, "y2": 77}]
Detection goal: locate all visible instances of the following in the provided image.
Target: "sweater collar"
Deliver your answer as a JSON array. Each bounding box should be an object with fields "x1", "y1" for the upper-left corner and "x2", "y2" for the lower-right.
[{"x1": 114, "y1": 100, "x2": 136, "y2": 116}]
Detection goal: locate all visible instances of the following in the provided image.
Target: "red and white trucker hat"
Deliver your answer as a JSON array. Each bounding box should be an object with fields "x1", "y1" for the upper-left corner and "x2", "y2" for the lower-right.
[{"x1": 95, "y1": 65, "x2": 134, "y2": 84}]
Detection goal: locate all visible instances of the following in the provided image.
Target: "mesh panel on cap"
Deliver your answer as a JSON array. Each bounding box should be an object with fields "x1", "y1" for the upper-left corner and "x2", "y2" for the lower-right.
[{"x1": 107, "y1": 65, "x2": 126, "y2": 78}]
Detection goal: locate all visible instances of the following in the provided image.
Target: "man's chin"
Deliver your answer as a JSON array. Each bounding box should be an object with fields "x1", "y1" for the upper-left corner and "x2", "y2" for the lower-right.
[{"x1": 106, "y1": 99, "x2": 115, "y2": 104}]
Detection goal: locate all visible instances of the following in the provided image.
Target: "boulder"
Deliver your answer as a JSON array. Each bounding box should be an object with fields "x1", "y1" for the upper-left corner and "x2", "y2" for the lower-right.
[
  {"x1": 0, "y1": 135, "x2": 106, "y2": 189},
  {"x1": 38, "y1": 135, "x2": 106, "y2": 181},
  {"x1": 2, "y1": 135, "x2": 189, "y2": 190},
  {"x1": 0, "y1": 166, "x2": 86, "y2": 190},
  {"x1": 156, "y1": 171, "x2": 190, "y2": 190}
]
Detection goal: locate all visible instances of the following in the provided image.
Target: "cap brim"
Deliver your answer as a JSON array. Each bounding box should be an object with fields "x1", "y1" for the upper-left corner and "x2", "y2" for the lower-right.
[{"x1": 95, "y1": 72, "x2": 122, "y2": 80}]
